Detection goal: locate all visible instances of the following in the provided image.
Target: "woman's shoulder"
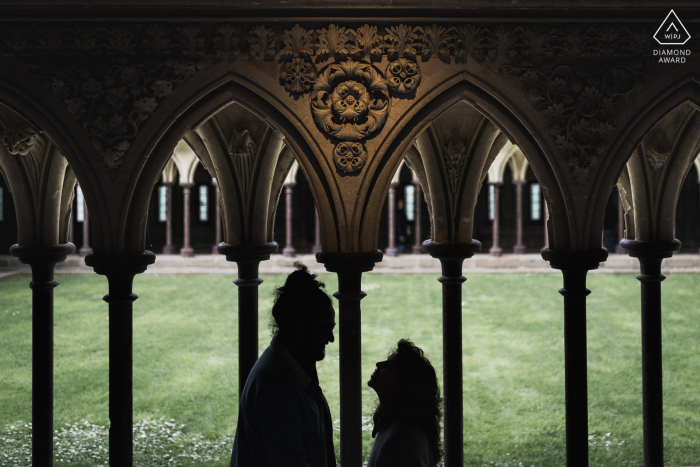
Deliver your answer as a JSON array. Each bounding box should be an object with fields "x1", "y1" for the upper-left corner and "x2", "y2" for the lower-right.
[{"x1": 369, "y1": 421, "x2": 434, "y2": 467}]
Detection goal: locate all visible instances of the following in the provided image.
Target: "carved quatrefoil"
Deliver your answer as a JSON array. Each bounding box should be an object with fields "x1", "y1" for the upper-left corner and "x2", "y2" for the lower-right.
[
  {"x1": 386, "y1": 58, "x2": 421, "y2": 94},
  {"x1": 311, "y1": 60, "x2": 390, "y2": 141},
  {"x1": 279, "y1": 58, "x2": 317, "y2": 95},
  {"x1": 334, "y1": 141, "x2": 367, "y2": 174}
]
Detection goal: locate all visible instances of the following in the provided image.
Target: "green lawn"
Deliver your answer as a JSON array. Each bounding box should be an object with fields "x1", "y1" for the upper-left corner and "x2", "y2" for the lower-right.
[{"x1": 1, "y1": 272, "x2": 699, "y2": 466}]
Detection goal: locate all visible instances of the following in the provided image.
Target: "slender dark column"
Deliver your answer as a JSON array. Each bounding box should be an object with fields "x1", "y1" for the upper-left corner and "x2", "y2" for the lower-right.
[
  {"x1": 544, "y1": 199, "x2": 550, "y2": 249},
  {"x1": 162, "y1": 183, "x2": 175, "y2": 254},
  {"x1": 212, "y1": 182, "x2": 221, "y2": 254},
  {"x1": 621, "y1": 239, "x2": 680, "y2": 467},
  {"x1": 617, "y1": 196, "x2": 625, "y2": 253},
  {"x1": 514, "y1": 181, "x2": 526, "y2": 253},
  {"x1": 180, "y1": 185, "x2": 194, "y2": 257},
  {"x1": 312, "y1": 207, "x2": 322, "y2": 254},
  {"x1": 412, "y1": 181, "x2": 423, "y2": 254},
  {"x1": 541, "y1": 248, "x2": 608, "y2": 467},
  {"x1": 282, "y1": 183, "x2": 296, "y2": 257},
  {"x1": 386, "y1": 183, "x2": 398, "y2": 256},
  {"x1": 316, "y1": 250, "x2": 383, "y2": 467},
  {"x1": 79, "y1": 201, "x2": 92, "y2": 256},
  {"x1": 218, "y1": 242, "x2": 278, "y2": 393},
  {"x1": 489, "y1": 183, "x2": 503, "y2": 256},
  {"x1": 423, "y1": 240, "x2": 481, "y2": 467},
  {"x1": 84, "y1": 251, "x2": 155, "y2": 467},
  {"x1": 10, "y1": 243, "x2": 74, "y2": 467}
]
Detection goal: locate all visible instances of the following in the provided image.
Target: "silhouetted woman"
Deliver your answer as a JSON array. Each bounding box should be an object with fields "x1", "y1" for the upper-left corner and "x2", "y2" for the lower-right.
[{"x1": 367, "y1": 339, "x2": 443, "y2": 467}]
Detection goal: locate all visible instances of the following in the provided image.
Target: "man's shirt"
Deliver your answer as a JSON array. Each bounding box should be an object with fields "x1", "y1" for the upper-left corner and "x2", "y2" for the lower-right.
[{"x1": 230, "y1": 338, "x2": 336, "y2": 467}]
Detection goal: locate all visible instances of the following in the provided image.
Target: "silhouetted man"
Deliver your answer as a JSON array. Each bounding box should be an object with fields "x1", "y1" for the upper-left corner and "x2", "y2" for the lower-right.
[{"x1": 230, "y1": 262, "x2": 337, "y2": 467}]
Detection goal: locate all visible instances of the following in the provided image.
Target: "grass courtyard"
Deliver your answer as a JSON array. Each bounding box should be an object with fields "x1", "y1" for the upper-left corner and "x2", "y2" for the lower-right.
[{"x1": 1, "y1": 272, "x2": 699, "y2": 466}]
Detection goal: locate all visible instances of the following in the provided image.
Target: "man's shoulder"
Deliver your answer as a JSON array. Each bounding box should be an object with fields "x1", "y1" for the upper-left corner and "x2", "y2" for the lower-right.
[{"x1": 243, "y1": 345, "x2": 296, "y2": 394}]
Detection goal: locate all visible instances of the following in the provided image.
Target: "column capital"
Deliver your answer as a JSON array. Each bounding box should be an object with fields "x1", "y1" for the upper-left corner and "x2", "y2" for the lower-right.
[
  {"x1": 512, "y1": 179, "x2": 527, "y2": 186},
  {"x1": 316, "y1": 250, "x2": 383, "y2": 273},
  {"x1": 488, "y1": 181, "x2": 504, "y2": 186},
  {"x1": 620, "y1": 239, "x2": 681, "y2": 260},
  {"x1": 541, "y1": 247, "x2": 608, "y2": 272},
  {"x1": 422, "y1": 239, "x2": 481, "y2": 259},
  {"x1": 217, "y1": 242, "x2": 278, "y2": 263},
  {"x1": 10, "y1": 243, "x2": 74, "y2": 264},
  {"x1": 284, "y1": 181, "x2": 297, "y2": 189},
  {"x1": 84, "y1": 250, "x2": 156, "y2": 276}
]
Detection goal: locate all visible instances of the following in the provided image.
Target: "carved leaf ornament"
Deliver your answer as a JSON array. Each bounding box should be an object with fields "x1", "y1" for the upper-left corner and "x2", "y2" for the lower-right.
[
  {"x1": 2, "y1": 123, "x2": 37, "y2": 156},
  {"x1": 334, "y1": 141, "x2": 367, "y2": 173},
  {"x1": 386, "y1": 58, "x2": 421, "y2": 94}
]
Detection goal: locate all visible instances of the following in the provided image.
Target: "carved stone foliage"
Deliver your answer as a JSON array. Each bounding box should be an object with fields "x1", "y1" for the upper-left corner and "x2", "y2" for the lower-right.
[
  {"x1": 0, "y1": 22, "x2": 680, "y2": 183},
  {"x1": 644, "y1": 128, "x2": 671, "y2": 170},
  {"x1": 386, "y1": 58, "x2": 421, "y2": 94},
  {"x1": 228, "y1": 129, "x2": 257, "y2": 196},
  {"x1": 442, "y1": 136, "x2": 468, "y2": 195},
  {"x1": 334, "y1": 141, "x2": 367, "y2": 174},
  {"x1": 2, "y1": 123, "x2": 37, "y2": 155}
]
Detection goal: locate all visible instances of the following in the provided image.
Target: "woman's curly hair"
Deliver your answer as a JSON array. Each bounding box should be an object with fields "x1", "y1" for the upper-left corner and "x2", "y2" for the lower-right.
[
  {"x1": 270, "y1": 262, "x2": 332, "y2": 337},
  {"x1": 372, "y1": 339, "x2": 443, "y2": 465}
]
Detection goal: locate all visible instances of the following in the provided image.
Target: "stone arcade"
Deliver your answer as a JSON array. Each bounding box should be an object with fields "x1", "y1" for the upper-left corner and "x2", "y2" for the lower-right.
[{"x1": 0, "y1": 2, "x2": 699, "y2": 467}]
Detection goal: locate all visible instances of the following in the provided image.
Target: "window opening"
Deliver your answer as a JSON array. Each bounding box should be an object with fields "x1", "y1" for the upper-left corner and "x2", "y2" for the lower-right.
[
  {"x1": 405, "y1": 184, "x2": 415, "y2": 222},
  {"x1": 158, "y1": 186, "x2": 167, "y2": 222},
  {"x1": 488, "y1": 184, "x2": 495, "y2": 221},
  {"x1": 76, "y1": 185, "x2": 84, "y2": 222},
  {"x1": 0, "y1": 187, "x2": 3, "y2": 221},
  {"x1": 531, "y1": 183, "x2": 541, "y2": 221},
  {"x1": 199, "y1": 185, "x2": 208, "y2": 222}
]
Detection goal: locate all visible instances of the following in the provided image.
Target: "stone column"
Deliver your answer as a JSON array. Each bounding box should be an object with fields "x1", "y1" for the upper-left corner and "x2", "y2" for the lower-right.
[
  {"x1": 617, "y1": 196, "x2": 625, "y2": 253},
  {"x1": 9, "y1": 243, "x2": 74, "y2": 467},
  {"x1": 282, "y1": 183, "x2": 296, "y2": 257},
  {"x1": 162, "y1": 184, "x2": 175, "y2": 254},
  {"x1": 316, "y1": 250, "x2": 383, "y2": 467},
  {"x1": 541, "y1": 248, "x2": 608, "y2": 467},
  {"x1": 423, "y1": 240, "x2": 481, "y2": 467},
  {"x1": 544, "y1": 199, "x2": 550, "y2": 249},
  {"x1": 212, "y1": 181, "x2": 222, "y2": 254},
  {"x1": 180, "y1": 185, "x2": 194, "y2": 257},
  {"x1": 412, "y1": 181, "x2": 423, "y2": 254},
  {"x1": 513, "y1": 181, "x2": 526, "y2": 253},
  {"x1": 385, "y1": 182, "x2": 398, "y2": 257},
  {"x1": 489, "y1": 183, "x2": 503, "y2": 256},
  {"x1": 84, "y1": 251, "x2": 156, "y2": 467},
  {"x1": 621, "y1": 239, "x2": 680, "y2": 467},
  {"x1": 312, "y1": 207, "x2": 322, "y2": 254},
  {"x1": 218, "y1": 243, "x2": 278, "y2": 393},
  {"x1": 79, "y1": 200, "x2": 92, "y2": 256}
]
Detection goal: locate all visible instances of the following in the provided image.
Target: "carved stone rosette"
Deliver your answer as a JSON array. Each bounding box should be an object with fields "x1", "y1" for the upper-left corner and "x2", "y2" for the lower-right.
[
  {"x1": 279, "y1": 58, "x2": 317, "y2": 95},
  {"x1": 311, "y1": 60, "x2": 390, "y2": 173},
  {"x1": 334, "y1": 141, "x2": 367, "y2": 173},
  {"x1": 386, "y1": 58, "x2": 421, "y2": 94},
  {"x1": 2, "y1": 124, "x2": 37, "y2": 156}
]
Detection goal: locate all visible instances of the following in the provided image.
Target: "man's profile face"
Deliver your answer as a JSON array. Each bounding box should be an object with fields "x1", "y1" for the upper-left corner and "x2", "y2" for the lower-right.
[{"x1": 303, "y1": 306, "x2": 336, "y2": 362}]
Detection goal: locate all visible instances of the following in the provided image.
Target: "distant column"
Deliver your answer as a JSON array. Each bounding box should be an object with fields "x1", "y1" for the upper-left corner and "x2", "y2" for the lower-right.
[
  {"x1": 212, "y1": 181, "x2": 222, "y2": 254},
  {"x1": 489, "y1": 183, "x2": 503, "y2": 257},
  {"x1": 412, "y1": 181, "x2": 423, "y2": 254},
  {"x1": 180, "y1": 185, "x2": 194, "y2": 257},
  {"x1": 386, "y1": 182, "x2": 398, "y2": 257},
  {"x1": 312, "y1": 207, "x2": 322, "y2": 254},
  {"x1": 617, "y1": 196, "x2": 624, "y2": 253},
  {"x1": 163, "y1": 184, "x2": 175, "y2": 254},
  {"x1": 544, "y1": 199, "x2": 550, "y2": 249},
  {"x1": 282, "y1": 183, "x2": 296, "y2": 257},
  {"x1": 79, "y1": 200, "x2": 92, "y2": 256},
  {"x1": 513, "y1": 181, "x2": 526, "y2": 254}
]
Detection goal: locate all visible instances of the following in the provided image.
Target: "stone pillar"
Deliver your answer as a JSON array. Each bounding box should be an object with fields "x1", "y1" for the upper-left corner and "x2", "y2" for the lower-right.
[
  {"x1": 617, "y1": 196, "x2": 625, "y2": 253},
  {"x1": 79, "y1": 200, "x2": 92, "y2": 256},
  {"x1": 412, "y1": 181, "x2": 423, "y2": 254},
  {"x1": 180, "y1": 185, "x2": 194, "y2": 257},
  {"x1": 422, "y1": 240, "x2": 481, "y2": 467},
  {"x1": 84, "y1": 251, "x2": 156, "y2": 467},
  {"x1": 621, "y1": 239, "x2": 680, "y2": 467},
  {"x1": 312, "y1": 207, "x2": 322, "y2": 254},
  {"x1": 316, "y1": 250, "x2": 383, "y2": 467},
  {"x1": 163, "y1": 184, "x2": 175, "y2": 254},
  {"x1": 513, "y1": 181, "x2": 526, "y2": 253},
  {"x1": 218, "y1": 243, "x2": 278, "y2": 393},
  {"x1": 212, "y1": 182, "x2": 221, "y2": 254},
  {"x1": 489, "y1": 183, "x2": 503, "y2": 256},
  {"x1": 544, "y1": 199, "x2": 550, "y2": 249},
  {"x1": 282, "y1": 183, "x2": 296, "y2": 257},
  {"x1": 9, "y1": 243, "x2": 74, "y2": 467},
  {"x1": 385, "y1": 183, "x2": 398, "y2": 257},
  {"x1": 541, "y1": 248, "x2": 608, "y2": 467}
]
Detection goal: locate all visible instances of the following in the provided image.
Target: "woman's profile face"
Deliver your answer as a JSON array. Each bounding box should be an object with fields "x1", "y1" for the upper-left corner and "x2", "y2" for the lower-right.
[{"x1": 367, "y1": 351, "x2": 400, "y2": 397}]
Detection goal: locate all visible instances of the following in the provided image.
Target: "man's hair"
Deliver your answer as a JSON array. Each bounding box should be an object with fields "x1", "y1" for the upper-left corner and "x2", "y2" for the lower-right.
[
  {"x1": 372, "y1": 339, "x2": 443, "y2": 464},
  {"x1": 270, "y1": 262, "x2": 332, "y2": 337}
]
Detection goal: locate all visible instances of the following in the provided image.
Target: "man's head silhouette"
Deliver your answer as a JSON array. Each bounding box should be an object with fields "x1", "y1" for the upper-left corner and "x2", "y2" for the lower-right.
[{"x1": 271, "y1": 262, "x2": 335, "y2": 363}]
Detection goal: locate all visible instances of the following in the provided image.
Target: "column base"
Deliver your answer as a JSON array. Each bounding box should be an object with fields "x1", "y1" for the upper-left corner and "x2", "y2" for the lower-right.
[
  {"x1": 312, "y1": 244, "x2": 322, "y2": 254},
  {"x1": 412, "y1": 244, "x2": 424, "y2": 254},
  {"x1": 162, "y1": 244, "x2": 176, "y2": 254},
  {"x1": 489, "y1": 245, "x2": 503, "y2": 257},
  {"x1": 79, "y1": 246, "x2": 93, "y2": 256},
  {"x1": 282, "y1": 246, "x2": 296, "y2": 257},
  {"x1": 180, "y1": 247, "x2": 194, "y2": 258},
  {"x1": 513, "y1": 244, "x2": 526, "y2": 254},
  {"x1": 212, "y1": 244, "x2": 219, "y2": 254},
  {"x1": 385, "y1": 247, "x2": 398, "y2": 257}
]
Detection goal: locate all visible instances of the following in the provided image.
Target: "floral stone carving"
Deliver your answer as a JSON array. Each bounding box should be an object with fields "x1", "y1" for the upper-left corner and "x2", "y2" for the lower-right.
[
  {"x1": 386, "y1": 58, "x2": 421, "y2": 94},
  {"x1": 2, "y1": 124, "x2": 37, "y2": 156},
  {"x1": 334, "y1": 141, "x2": 367, "y2": 173},
  {"x1": 311, "y1": 60, "x2": 390, "y2": 141},
  {"x1": 279, "y1": 58, "x2": 316, "y2": 94}
]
